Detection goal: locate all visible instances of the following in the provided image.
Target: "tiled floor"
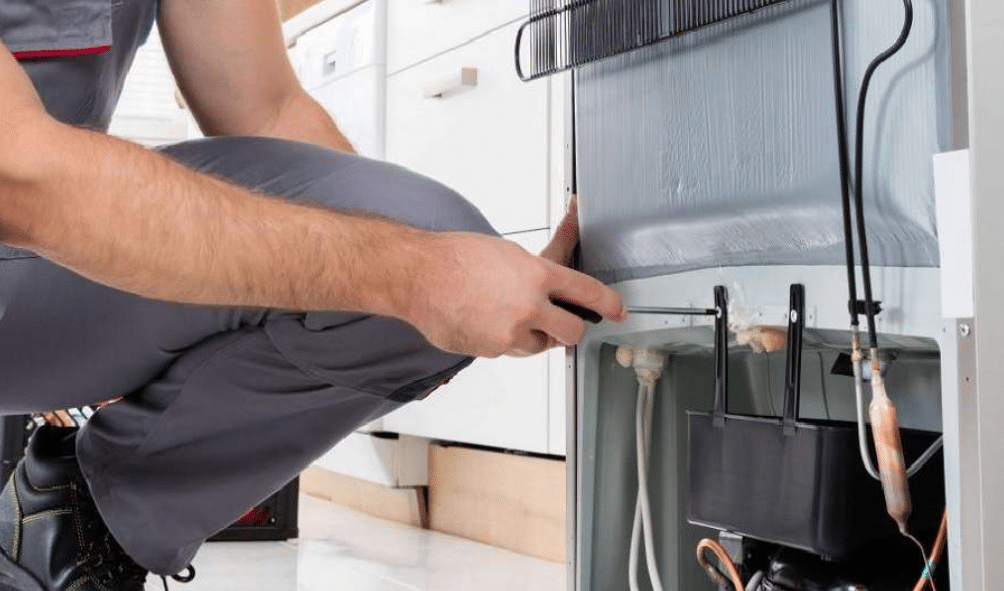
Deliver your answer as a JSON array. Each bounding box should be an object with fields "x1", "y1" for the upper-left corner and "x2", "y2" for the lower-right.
[{"x1": 147, "y1": 494, "x2": 565, "y2": 590}]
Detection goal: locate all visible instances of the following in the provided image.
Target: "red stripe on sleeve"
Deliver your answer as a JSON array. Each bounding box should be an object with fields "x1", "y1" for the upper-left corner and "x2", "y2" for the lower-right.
[{"x1": 13, "y1": 45, "x2": 112, "y2": 60}]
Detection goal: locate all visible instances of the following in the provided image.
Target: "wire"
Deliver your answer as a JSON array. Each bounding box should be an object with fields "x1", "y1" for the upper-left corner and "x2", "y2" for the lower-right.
[
  {"x1": 829, "y1": 3, "x2": 881, "y2": 482},
  {"x1": 629, "y1": 380, "x2": 666, "y2": 591},
  {"x1": 854, "y1": 353, "x2": 882, "y2": 480},
  {"x1": 906, "y1": 435, "x2": 944, "y2": 478},
  {"x1": 829, "y1": 0, "x2": 860, "y2": 329},
  {"x1": 905, "y1": 532, "x2": 936, "y2": 591},
  {"x1": 835, "y1": 0, "x2": 930, "y2": 486},
  {"x1": 696, "y1": 539, "x2": 744, "y2": 591},
  {"x1": 818, "y1": 352, "x2": 831, "y2": 419},
  {"x1": 912, "y1": 510, "x2": 948, "y2": 591},
  {"x1": 856, "y1": 374, "x2": 944, "y2": 480},
  {"x1": 852, "y1": 0, "x2": 914, "y2": 349},
  {"x1": 746, "y1": 570, "x2": 765, "y2": 591}
]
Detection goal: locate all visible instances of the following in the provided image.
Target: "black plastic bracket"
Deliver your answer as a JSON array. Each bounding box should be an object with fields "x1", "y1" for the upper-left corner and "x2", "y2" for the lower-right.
[
  {"x1": 850, "y1": 299, "x2": 883, "y2": 318},
  {"x1": 783, "y1": 284, "x2": 806, "y2": 436},
  {"x1": 712, "y1": 285, "x2": 729, "y2": 428}
]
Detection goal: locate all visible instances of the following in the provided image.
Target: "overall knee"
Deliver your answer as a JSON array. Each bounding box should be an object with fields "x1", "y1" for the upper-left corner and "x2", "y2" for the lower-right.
[{"x1": 342, "y1": 159, "x2": 498, "y2": 237}]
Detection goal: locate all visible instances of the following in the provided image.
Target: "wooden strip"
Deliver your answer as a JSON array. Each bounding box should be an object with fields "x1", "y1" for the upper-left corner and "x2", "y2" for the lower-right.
[
  {"x1": 428, "y1": 444, "x2": 567, "y2": 563},
  {"x1": 301, "y1": 466, "x2": 425, "y2": 529}
]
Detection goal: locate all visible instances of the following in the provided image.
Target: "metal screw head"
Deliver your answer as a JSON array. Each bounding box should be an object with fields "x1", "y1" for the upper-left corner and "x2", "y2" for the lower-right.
[
  {"x1": 959, "y1": 324, "x2": 972, "y2": 337},
  {"x1": 790, "y1": 310, "x2": 799, "y2": 323}
]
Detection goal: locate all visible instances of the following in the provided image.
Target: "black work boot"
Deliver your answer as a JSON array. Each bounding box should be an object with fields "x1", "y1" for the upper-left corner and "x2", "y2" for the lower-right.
[{"x1": 0, "y1": 425, "x2": 149, "y2": 591}]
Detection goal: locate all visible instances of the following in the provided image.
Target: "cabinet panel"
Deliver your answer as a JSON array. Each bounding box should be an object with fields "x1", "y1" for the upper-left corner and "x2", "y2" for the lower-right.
[{"x1": 386, "y1": 22, "x2": 549, "y2": 235}]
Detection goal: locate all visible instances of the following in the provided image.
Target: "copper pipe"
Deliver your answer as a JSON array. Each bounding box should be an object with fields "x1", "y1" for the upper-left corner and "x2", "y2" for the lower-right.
[
  {"x1": 912, "y1": 510, "x2": 948, "y2": 591},
  {"x1": 696, "y1": 539, "x2": 744, "y2": 591},
  {"x1": 868, "y1": 351, "x2": 912, "y2": 533}
]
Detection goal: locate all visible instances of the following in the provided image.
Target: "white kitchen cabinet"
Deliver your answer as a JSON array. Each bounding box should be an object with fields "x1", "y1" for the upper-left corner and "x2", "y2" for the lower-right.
[
  {"x1": 289, "y1": 0, "x2": 387, "y2": 158},
  {"x1": 285, "y1": 0, "x2": 571, "y2": 459},
  {"x1": 313, "y1": 432, "x2": 430, "y2": 487},
  {"x1": 310, "y1": 68, "x2": 387, "y2": 158},
  {"x1": 383, "y1": 230, "x2": 553, "y2": 454},
  {"x1": 108, "y1": 28, "x2": 190, "y2": 146},
  {"x1": 386, "y1": 0, "x2": 527, "y2": 74},
  {"x1": 386, "y1": 21, "x2": 550, "y2": 235}
]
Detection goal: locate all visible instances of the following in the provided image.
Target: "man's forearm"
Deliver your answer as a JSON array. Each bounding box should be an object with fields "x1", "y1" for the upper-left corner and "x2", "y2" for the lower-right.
[
  {"x1": 255, "y1": 90, "x2": 356, "y2": 153},
  {"x1": 2, "y1": 118, "x2": 420, "y2": 315}
]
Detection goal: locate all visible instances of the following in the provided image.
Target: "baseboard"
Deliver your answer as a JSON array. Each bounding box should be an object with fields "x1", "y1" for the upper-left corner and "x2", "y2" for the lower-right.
[
  {"x1": 301, "y1": 466, "x2": 425, "y2": 529},
  {"x1": 428, "y1": 443, "x2": 567, "y2": 563}
]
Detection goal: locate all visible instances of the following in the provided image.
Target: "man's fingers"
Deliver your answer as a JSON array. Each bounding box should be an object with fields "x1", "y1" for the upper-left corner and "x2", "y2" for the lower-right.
[
  {"x1": 540, "y1": 196, "x2": 580, "y2": 266},
  {"x1": 537, "y1": 304, "x2": 587, "y2": 347},
  {"x1": 509, "y1": 329, "x2": 550, "y2": 357},
  {"x1": 547, "y1": 264, "x2": 626, "y2": 323}
]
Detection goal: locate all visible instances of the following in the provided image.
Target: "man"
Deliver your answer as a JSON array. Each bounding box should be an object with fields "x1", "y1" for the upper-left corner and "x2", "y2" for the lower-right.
[{"x1": 0, "y1": 1, "x2": 625, "y2": 589}]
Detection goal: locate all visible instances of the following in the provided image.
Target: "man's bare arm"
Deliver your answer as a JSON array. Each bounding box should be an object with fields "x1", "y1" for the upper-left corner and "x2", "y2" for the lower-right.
[
  {"x1": 158, "y1": 0, "x2": 353, "y2": 151},
  {"x1": 0, "y1": 45, "x2": 624, "y2": 357}
]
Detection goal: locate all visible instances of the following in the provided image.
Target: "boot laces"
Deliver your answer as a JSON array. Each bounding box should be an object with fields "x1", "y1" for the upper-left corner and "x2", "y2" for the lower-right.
[
  {"x1": 161, "y1": 565, "x2": 196, "y2": 590},
  {"x1": 74, "y1": 482, "x2": 150, "y2": 590}
]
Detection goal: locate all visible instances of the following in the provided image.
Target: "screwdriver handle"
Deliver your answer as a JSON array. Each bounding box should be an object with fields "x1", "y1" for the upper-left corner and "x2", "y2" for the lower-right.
[{"x1": 551, "y1": 299, "x2": 603, "y2": 324}]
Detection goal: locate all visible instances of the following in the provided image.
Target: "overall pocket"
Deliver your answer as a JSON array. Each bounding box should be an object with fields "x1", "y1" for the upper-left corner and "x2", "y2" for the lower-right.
[{"x1": 0, "y1": 0, "x2": 113, "y2": 58}]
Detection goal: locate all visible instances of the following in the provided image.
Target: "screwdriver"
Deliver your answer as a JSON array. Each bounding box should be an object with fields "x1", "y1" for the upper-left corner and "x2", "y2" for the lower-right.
[{"x1": 551, "y1": 301, "x2": 719, "y2": 324}]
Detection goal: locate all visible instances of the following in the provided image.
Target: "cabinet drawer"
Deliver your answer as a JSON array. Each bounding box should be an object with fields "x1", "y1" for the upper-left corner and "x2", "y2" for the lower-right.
[
  {"x1": 382, "y1": 230, "x2": 551, "y2": 454},
  {"x1": 386, "y1": 22, "x2": 549, "y2": 235},
  {"x1": 387, "y1": 0, "x2": 526, "y2": 74}
]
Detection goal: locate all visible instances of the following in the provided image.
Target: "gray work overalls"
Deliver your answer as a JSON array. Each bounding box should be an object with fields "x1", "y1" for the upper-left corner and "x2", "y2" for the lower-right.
[{"x1": 0, "y1": 0, "x2": 493, "y2": 575}]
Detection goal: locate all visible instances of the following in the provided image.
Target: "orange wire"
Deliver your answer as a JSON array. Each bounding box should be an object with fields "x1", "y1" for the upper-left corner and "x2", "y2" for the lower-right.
[
  {"x1": 696, "y1": 539, "x2": 744, "y2": 591},
  {"x1": 913, "y1": 510, "x2": 948, "y2": 591}
]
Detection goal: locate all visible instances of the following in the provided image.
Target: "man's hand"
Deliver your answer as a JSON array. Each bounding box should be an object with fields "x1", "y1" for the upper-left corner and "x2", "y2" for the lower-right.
[
  {"x1": 540, "y1": 194, "x2": 581, "y2": 267},
  {"x1": 402, "y1": 199, "x2": 624, "y2": 358}
]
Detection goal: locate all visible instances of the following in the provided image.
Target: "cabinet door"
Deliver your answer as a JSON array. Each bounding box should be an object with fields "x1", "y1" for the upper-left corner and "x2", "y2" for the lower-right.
[
  {"x1": 383, "y1": 230, "x2": 551, "y2": 453},
  {"x1": 308, "y1": 66, "x2": 387, "y2": 158},
  {"x1": 386, "y1": 22, "x2": 550, "y2": 235}
]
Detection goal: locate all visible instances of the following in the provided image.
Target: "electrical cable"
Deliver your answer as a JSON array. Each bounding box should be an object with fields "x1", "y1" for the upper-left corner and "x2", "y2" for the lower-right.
[
  {"x1": 696, "y1": 538, "x2": 744, "y2": 591},
  {"x1": 617, "y1": 347, "x2": 669, "y2": 591},
  {"x1": 830, "y1": 0, "x2": 882, "y2": 482},
  {"x1": 852, "y1": 0, "x2": 914, "y2": 349},
  {"x1": 833, "y1": 0, "x2": 941, "y2": 503},
  {"x1": 629, "y1": 380, "x2": 666, "y2": 591},
  {"x1": 829, "y1": 0, "x2": 860, "y2": 330},
  {"x1": 745, "y1": 570, "x2": 765, "y2": 591},
  {"x1": 912, "y1": 509, "x2": 948, "y2": 591}
]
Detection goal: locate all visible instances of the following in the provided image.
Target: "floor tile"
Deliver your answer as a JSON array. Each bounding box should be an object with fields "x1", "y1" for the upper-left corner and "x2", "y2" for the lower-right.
[{"x1": 147, "y1": 495, "x2": 565, "y2": 591}]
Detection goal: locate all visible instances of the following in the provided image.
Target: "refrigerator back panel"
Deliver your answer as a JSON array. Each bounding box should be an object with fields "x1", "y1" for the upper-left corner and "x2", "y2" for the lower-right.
[{"x1": 575, "y1": 0, "x2": 953, "y2": 284}]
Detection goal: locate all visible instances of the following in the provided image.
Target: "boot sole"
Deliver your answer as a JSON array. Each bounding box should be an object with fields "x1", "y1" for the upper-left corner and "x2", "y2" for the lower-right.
[{"x1": 0, "y1": 550, "x2": 45, "y2": 591}]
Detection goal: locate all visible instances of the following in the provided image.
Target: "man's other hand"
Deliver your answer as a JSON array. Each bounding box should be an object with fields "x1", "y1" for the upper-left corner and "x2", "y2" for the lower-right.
[{"x1": 404, "y1": 196, "x2": 625, "y2": 358}]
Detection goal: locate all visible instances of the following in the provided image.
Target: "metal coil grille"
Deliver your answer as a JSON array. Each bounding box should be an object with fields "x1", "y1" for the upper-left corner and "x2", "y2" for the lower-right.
[{"x1": 516, "y1": 0, "x2": 796, "y2": 81}]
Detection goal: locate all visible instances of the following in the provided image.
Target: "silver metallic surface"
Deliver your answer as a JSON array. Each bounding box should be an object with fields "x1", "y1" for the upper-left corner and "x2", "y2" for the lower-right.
[
  {"x1": 575, "y1": 0, "x2": 952, "y2": 283},
  {"x1": 965, "y1": 0, "x2": 1004, "y2": 584}
]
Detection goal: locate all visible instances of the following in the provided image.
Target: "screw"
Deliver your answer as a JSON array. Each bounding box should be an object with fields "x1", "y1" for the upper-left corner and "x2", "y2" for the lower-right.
[
  {"x1": 790, "y1": 310, "x2": 799, "y2": 323},
  {"x1": 959, "y1": 324, "x2": 971, "y2": 337}
]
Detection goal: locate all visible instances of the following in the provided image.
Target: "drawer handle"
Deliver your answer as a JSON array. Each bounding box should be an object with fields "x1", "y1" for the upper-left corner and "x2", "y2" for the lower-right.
[
  {"x1": 422, "y1": 67, "x2": 478, "y2": 99},
  {"x1": 323, "y1": 50, "x2": 338, "y2": 76}
]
